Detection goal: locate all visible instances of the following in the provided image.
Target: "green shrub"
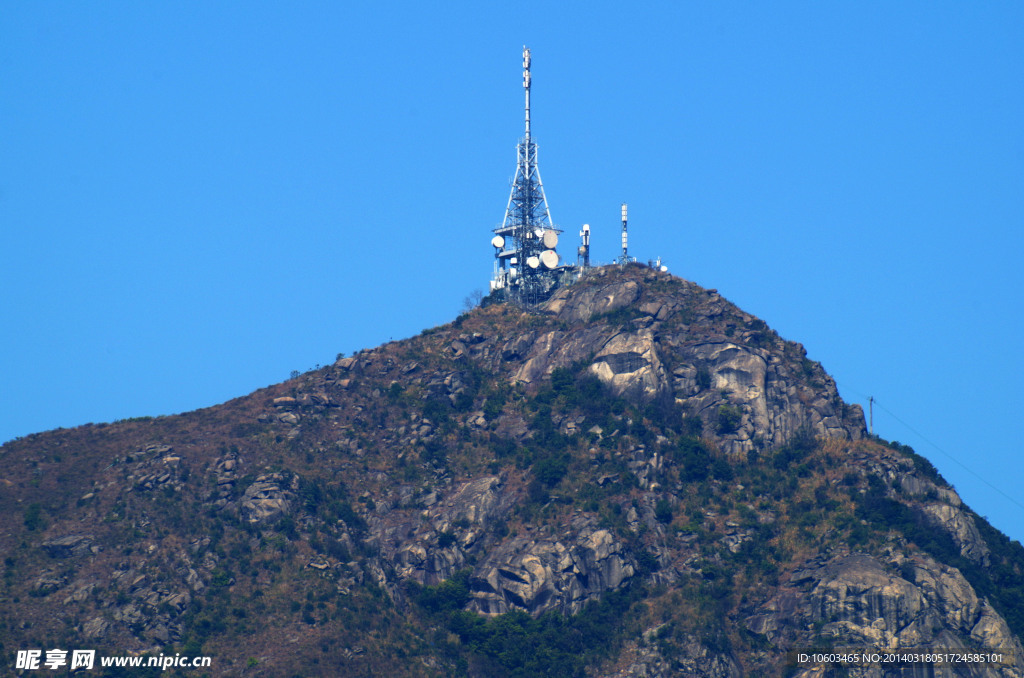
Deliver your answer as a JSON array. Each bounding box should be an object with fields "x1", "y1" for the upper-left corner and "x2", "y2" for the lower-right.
[
  {"x1": 23, "y1": 503, "x2": 45, "y2": 532},
  {"x1": 716, "y1": 405, "x2": 742, "y2": 435},
  {"x1": 534, "y1": 453, "x2": 570, "y2": 487},
  {"x1": 682, "y1": 415, "x2": 703, "y2": 437},
  {"x1": 672, "y1": 436, "x2": 711, "y2": 482},
  {"x1": 444, "y1": 585, "x2": 641, "y2": 677},
  {"x1": 414, "y1": 569, "x2": 471, "y2": 614},
  {"x1": 696, "y1": 367, "x2": 712, "y2": 391},
  {"x1": 655, "y1": 499, "x2": 673, "y2": 524},
  {"x1": 772, "y1": 428, "x2": 818, "y2": 469},
  {"x1": 331, "y1": 501, "x2": 367, "y2": 534},
  {"x1": 527, "y1": 479, "x2": 549, "y2": 505}
]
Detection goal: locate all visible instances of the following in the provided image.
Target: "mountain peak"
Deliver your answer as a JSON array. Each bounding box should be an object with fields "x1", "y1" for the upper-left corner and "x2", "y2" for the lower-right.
[
  {"x1": 461, "y1": 264, "x2": 864, "y2": 452},
  {"x1": 3, "y1": 263, "x2": 1022, "y2": 677}
]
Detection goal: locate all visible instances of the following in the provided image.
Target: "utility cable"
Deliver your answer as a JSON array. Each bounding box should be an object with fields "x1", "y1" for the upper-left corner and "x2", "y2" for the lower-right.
[
  {"x1": 837, "y1": 381, "x2": 1024, "y2": 514},
  {"x1": 870, "y1": 399, "x2": 1024, "y2": 513}
]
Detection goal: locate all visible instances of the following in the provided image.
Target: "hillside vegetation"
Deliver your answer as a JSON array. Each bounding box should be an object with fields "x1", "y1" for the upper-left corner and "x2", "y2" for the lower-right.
[{"x1": 2, "y1": 265, "x2": 1021, "y2": 677}]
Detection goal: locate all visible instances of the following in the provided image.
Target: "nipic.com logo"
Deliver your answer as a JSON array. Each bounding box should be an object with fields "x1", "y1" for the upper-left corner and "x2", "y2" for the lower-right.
[
  {"x1": 14, "y1": 649, "x2": 212, "y2": 671},
  {"x1": 16, "y1": 650, "x2": 94, "y2": 671}
]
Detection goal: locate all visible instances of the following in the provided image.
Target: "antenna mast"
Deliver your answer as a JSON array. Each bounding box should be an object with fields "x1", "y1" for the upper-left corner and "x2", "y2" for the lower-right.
[
  {"x1": 490, "y1": 46, "x2": 561, "y2": 304},
  {"x1": 620, "y1": 203, "x2": 633, "y2": 264},
  {"x1": 524, "y1": 45, "x2": 531, "y2": 142},
  {"x1": 578, "y1": 224, "x2": 591, "y2": 268}
]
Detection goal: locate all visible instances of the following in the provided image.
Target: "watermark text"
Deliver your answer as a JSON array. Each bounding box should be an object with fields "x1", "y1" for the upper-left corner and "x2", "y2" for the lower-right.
[{"x1": 15, "y1": 649, "x2": 212, "y2": 671}]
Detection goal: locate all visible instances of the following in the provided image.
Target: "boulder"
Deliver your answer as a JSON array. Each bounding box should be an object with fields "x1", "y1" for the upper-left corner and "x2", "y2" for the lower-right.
[
  {"x1": 42, "y1": 535, "x2": 94, "y2": 558},
  {"x1": 589, "y1": 329, "x2": 667, "y2": 400},
  {"x1": 241, "y1": 474, "x2": 294, "y2": 523}
]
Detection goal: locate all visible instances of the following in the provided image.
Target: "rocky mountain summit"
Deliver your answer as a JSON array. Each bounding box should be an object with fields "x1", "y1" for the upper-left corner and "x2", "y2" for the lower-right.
[{"x1": 2, "y1": 265, "x2": 1022, "y2": 677}]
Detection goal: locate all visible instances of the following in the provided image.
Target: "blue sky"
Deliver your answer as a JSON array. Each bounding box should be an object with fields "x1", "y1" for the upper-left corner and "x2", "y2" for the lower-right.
[{"x1": 3, "y1": 3, "x2": 1022, "y2": 542}]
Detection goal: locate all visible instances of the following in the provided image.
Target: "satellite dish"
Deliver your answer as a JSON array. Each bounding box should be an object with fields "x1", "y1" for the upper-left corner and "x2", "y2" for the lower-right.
[
  {"x1": 542, "y1": 231, "x2": 558, "y2": 249},
  {"x1": 540, "y1": 250, "x2": 558, "y2": 269},
  {"x1": 491, "y1": 235, "x2": 505, "y2": 248},
  {"x1": 527, "y1": 256, "x2": 540, "y2": 269}
]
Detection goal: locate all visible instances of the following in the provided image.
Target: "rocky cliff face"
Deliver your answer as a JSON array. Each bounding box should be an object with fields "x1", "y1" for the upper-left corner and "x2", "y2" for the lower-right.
[
  {"x1": 1, "y1": 265, "x2": 1021, "y2": 677},
  {"x1": 501, "y1": 269, "x2": 866, "y2": 456},
  {"x1": 748, "y1": 551, "x2": 1023, "y2": 671}
]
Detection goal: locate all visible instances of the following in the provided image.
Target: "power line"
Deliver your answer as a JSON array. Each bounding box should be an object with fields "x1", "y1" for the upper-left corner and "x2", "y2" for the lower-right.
[{"x1": 837, "y1": 382, "x2": 1024, "y2": 514}]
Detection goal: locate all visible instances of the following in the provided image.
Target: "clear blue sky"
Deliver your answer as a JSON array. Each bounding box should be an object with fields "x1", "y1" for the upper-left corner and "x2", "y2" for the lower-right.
[{"x1": 3, "y1": 3, "x2": 1022, "y2": 542}]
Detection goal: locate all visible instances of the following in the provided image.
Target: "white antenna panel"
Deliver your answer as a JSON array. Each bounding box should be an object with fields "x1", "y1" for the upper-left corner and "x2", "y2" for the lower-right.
[
  {"x1": 542, "y1": 231, "x2": 558, "y2": 249},
  {"x1": 527, "y1": 256, "x2": 540, "y2": 269},
  {"x1": 540, "y1": 250, "x2": 558, "y2": 269},
  {"x1": 491, "y1": 235, "x2": 505, "y2": 249}
]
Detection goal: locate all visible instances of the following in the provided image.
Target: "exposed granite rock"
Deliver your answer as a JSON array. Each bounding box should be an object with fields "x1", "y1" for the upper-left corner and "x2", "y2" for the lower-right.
[
  {"x1": 34, "y1": 569, "x2": 67, "y2": 594},
  {"x1": 746, "y1": 551, "x2": 1024, "y2": 675},
  {"x1": 469, "y1": 519, "x2": 635, "y2": 616},
  {"x1": 670, "y1": 339, "x2": 863, "y2": 456},
  {"x1": 490, "y1": 270, "x2": 867, "y2": 452},
  {"x1": 509, "y1": 325, "x2": 614, "y2": 386},
  {"x1": 82, "y1": 616, "x2": 109, "y2": 639},
  {"x1": 851, "y1": 443, "x2": 992, "y2": 568},
  {"x1": 921, "y1": 502, "x2": 991, "y2": 565},
  {"x1": 42, "y1": 534, "x2": 94, "y2": 558},
  {"x1": 589, "y1": 329, "x2": 667, "y2": 400},
  {"x1": 383, "y1": 476, "x2": 517, "y2": 587},
  {"x1": 545, "y1": 279, "x2": 642, "y2": 323},
  {"x1": 241, "y1": 473, "x2": 296, "y2": 523},
  {"x1": 603, "y1": 629, "x2": 741, "y2": 678},
  {"x1": 372, "y1": 475, "x2": 637, "y2": 616},
  {"x1": 430, "y1": 476, "x2": 508, "y2": 537}
]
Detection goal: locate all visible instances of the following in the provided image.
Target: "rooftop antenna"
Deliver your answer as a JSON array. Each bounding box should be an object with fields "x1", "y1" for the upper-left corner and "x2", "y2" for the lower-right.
[{"x1": 490, "y1": 46, "x2": 561, "y2": 304}]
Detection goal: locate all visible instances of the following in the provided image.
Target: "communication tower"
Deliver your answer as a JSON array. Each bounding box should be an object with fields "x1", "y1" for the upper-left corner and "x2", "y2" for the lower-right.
[
  {"x1": 490, "y1": 47, "x2": 566, "y2": 304},
  {"x1": 619, "y1": 203, "x2": 635, "y2": 264},
  {"x1": 578, "y1": 224, "x2": 591, "y2": 268}
]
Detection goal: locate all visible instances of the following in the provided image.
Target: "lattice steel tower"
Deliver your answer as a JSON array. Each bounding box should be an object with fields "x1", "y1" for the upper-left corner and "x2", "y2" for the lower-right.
[{"x1": 490, "y1": 46, "x2": 564, "y2": 305}]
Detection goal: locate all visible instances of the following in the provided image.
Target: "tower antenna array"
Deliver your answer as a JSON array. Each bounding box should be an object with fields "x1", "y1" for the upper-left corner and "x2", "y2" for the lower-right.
[
  {"x1": 490, "y1": 47, "x2": 563, "y2": 304},
  {"x1": 619, "y1": 203, "x2": 634, "y2": 264},
  {"x1": 578, "y1": 224, "x2": 591, "y2": 268}
]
